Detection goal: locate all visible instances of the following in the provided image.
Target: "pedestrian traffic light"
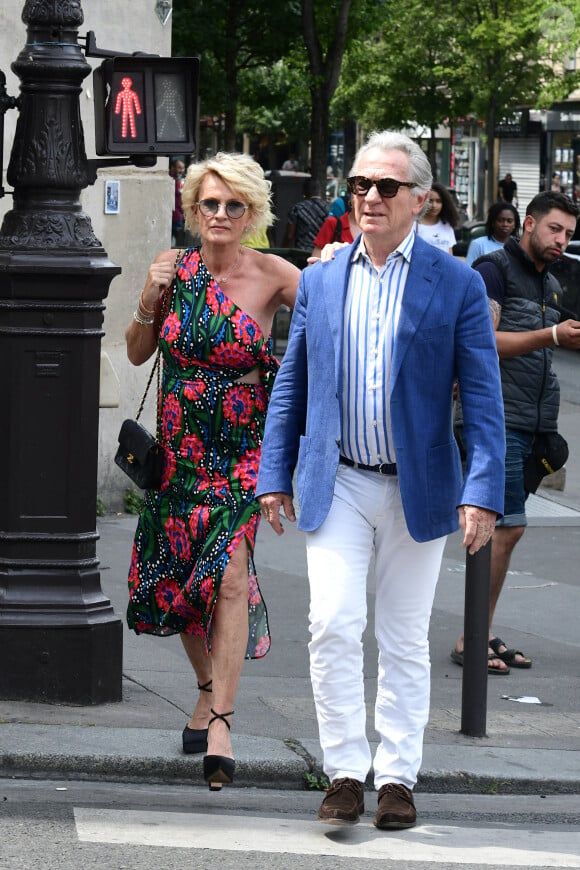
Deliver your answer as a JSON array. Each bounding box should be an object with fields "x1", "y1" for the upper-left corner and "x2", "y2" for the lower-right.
[{"x1": 93, "y1": 56, "x2": 199, "y2": 156}]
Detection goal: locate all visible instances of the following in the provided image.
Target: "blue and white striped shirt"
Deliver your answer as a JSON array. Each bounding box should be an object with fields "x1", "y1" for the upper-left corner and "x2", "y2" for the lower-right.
[{"x1": 340, "y1": 227, "x2": 415, "y2": 465}]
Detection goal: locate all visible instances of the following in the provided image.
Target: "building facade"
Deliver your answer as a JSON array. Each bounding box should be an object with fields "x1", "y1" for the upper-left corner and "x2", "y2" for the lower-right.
[{"x1": 1, "y1": 0, "x2": 176, "y2": 510}]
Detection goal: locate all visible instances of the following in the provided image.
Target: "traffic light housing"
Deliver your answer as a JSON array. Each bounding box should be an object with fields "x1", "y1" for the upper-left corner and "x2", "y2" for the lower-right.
[{"x1": 94, "y1": 56, "x2": 199, "y2": 156}]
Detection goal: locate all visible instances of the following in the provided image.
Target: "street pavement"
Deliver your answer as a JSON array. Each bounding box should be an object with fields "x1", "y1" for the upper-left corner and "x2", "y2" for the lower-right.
[{"x1": 1, "y1": 385, "x2": 580, "y2": 798}]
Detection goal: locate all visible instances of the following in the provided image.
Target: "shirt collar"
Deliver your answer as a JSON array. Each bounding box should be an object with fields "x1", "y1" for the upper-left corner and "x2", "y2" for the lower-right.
[{"x1": 351, "y1": 225, "x2": 416, "y2": 267}]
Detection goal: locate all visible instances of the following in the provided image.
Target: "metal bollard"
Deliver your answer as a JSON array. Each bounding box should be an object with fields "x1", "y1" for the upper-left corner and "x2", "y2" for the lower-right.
[{"x1": 460, "y1": 540, "x2": 491, "y2": 737}]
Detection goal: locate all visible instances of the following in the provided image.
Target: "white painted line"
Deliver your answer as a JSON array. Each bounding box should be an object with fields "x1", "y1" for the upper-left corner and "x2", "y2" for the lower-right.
[
  {"x1": 74, "y1": 808, "x2": 580, "y2": 867},
  {"x1": 526, "y1": 494, "x2": 580, "y2": 518}
]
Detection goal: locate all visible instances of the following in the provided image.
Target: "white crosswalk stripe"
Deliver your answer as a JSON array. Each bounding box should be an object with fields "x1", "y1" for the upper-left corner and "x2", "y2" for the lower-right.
[{"x1": 74, "y1": 807, "x2": 580, "y2": 866}]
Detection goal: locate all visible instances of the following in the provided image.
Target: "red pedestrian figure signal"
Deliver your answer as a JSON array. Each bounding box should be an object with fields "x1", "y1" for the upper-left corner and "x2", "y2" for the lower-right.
[{"x1": 114, "y1": 76, "x2": 142, "y2": 139}]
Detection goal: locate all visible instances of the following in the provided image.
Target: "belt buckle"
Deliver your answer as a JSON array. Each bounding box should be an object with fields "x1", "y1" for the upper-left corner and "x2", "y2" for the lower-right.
[{"x1": 378, "y1": 462, "x2": 393, "y2": 475}]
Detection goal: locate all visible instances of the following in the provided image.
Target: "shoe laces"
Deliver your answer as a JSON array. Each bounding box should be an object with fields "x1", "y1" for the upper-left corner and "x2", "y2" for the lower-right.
[
  {"x1": 378, "y1": 782, "x2": 413, "y2": 804},
  {"x1": 327, "y1": 777, "x2": 362, "y2": 797}
]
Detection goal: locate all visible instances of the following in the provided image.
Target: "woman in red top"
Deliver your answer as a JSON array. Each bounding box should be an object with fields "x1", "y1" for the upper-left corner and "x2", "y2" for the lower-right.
[{"x1": 311, "y1": 209, "x2": 360, "y2": 258}]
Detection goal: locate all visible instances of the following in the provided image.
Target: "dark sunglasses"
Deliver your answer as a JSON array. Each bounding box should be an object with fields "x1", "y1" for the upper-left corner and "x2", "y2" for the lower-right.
[
  {"x1": 347, "y1": 176, "x2": 416, "y2": 198},
  {"x1": 196, "y1": 198, "x2": 248, "y2": 219}
]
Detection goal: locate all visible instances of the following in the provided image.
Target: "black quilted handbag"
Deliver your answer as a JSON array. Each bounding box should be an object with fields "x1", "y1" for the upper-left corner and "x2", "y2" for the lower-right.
[
  {"x1": 115, "y1": 416, "x2": 163, "y2": 490},
  {"x1": 115, "y1": 336, "x2": 164, "y2": 489}
]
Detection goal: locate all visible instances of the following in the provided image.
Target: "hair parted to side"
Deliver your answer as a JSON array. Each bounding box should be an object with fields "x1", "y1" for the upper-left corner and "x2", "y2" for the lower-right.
[
  {"x1": 351, "y1": 131, "x2": 433, "y2": 196},
  {"x1": 525, "y1": 190, "x2": 579, "y2": 221},
  {"x1": 485, "y1": 201, "x2": 520, "y2": 239},
  {"x1": 430, "y1": 181, "x2": 460, "y2": 228},
  {"x1": 181, "y1": 152, "x2": 275, "y2": 239}
]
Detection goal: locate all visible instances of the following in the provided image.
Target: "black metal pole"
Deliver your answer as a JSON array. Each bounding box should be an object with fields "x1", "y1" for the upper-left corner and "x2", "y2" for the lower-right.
[
  {"x1": 460, "y1": 540, "x2": 491, "y2": 737},
  {"x1": 0, "y1": 0, "x2": 122, "y2": 704}
]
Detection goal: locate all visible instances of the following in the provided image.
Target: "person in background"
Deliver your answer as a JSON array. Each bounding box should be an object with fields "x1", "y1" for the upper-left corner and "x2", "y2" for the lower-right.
[
  {"x1": 498, "y1": 172, "x2": 519, "y2": 209},
  {"x1": 169, "y1": 157, "x2": 186, "y2": 245},
  {"x1": 452, "y1": 191, "x2": 580, "y2": 674},
  {"x1": 328, "y1": 189, "x2": 351, "y2": 218},
  {"x1": 311, "y1": 198, "x2": 360, "y2": 257},
  {"x1": 465, "y1": 202, "x2": 520, "y2": 266},
  {"x1": 416, "y1": 182, "x2": 459, "y2": 254},
  {"x1": 257, "y1": 130, "x2": 504, "y2": 830},
  {"x1": 125, "y1": 152, "x2": 299, "y2": 791},
  {"x1": 551, "y1": 172, "x2": 561, "y2": 192},
  {"x1": 282, "y1": 153, "x2": 300, "y2": 171},
  {"x1": 242, "y1": 226, "x2": 270, "y2": 249},
  {"x1": 283, "y1": 178, "x2": 329, "y2": 252}
]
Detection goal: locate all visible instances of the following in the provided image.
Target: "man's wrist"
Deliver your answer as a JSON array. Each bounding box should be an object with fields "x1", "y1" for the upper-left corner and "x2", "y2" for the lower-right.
[{"x1": 552, "y1": 324, "x2": 560, "y2": 346}]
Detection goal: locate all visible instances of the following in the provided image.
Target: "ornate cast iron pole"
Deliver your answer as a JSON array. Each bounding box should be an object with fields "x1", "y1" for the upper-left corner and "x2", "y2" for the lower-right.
[{"x1": 0, "y1": 0, "x2": 123, "y2": 703}]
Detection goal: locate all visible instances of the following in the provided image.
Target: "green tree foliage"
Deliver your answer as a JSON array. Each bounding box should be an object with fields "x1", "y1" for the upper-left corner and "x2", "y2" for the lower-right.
[
  {"x1": 334, "y1": 2, "x2": 467, "y2": 173},
  {"x1": 237, "y1": 55, "x2": 311, "y2": 165},
  {"x1": 450, "y1": 0, "x2": 580, "y2": 203},
  {"x1": 172, "y1": 0, "x2": 302, "y2": 149},
  {"x1": 335, "y1": 0, "x2": 579, "y2": 200}
]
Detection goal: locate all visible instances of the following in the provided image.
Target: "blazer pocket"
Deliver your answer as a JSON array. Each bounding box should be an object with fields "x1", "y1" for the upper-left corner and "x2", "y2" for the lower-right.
[{"x1": 427, "y1": 441, "x2": 462, "y2": 522}]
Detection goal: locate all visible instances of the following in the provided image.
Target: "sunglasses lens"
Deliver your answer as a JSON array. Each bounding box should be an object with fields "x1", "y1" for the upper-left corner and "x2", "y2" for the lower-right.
[
  {"x1": 375, "y1": 179, "x2": 399, "y2": 198},
  {"x1": 199, "y1": 199, "x2": 219, "y2": 216},
  {"x1": 348, "y1": 176, "x2": 370, "y2": 195},
  {"x1": 226, "y1": 201, "x2": 247, "y2": 219}
]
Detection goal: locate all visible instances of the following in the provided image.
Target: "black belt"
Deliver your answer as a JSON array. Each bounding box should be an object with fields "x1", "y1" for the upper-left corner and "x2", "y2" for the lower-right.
[{"x1": 339, "y1": 455, "x2": 397, "y2": 476}]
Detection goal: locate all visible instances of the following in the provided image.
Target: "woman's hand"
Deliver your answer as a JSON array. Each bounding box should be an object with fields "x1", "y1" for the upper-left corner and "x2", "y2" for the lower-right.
[{"x1": 141, "y1": 251, "x2": 179, "y2": 311}]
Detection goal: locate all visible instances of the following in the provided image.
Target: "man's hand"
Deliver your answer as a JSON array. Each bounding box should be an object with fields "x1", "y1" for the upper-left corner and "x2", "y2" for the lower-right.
[
  {"x1": 458, "y1": 505, "x2": 497, "y2": 554},
  {"x1": 258, "y1": 492, "x2": 296, "y2": 536},
  {"x1": 553, "y1": 319, "x2": 580, "y2": 351}
]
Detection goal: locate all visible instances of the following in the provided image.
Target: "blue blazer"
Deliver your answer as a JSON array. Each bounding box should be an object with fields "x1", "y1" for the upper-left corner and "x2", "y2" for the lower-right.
[{"x1": 256, "y1": 234, "x2": 505, "y2": 542}]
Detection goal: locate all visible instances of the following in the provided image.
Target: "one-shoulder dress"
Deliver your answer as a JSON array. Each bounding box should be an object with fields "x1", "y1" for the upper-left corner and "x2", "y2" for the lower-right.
[{"x1": 126, "y1": 247, "x2": 278, "y2": 659}]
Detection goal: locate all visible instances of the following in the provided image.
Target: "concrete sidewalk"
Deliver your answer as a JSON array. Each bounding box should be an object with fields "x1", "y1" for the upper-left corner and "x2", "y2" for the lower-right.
[{"x1": 1, "y1": 493, "x2": 580, "y2": 795}]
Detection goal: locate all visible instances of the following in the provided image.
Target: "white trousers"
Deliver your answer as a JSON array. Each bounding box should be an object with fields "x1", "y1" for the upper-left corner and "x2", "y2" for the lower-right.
[{"x1": 305, "y1": 463, "x2": 446, "y2": 790}]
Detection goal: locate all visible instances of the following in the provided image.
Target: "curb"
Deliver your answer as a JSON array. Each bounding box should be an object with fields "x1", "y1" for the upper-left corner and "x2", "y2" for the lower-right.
[{"x1": 2, "y1": 725, "x2": 579, "y2": 795}]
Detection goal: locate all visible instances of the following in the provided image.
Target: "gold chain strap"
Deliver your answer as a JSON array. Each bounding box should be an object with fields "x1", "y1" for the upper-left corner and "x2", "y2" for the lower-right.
[{"x1": 134, "y1": 248, "x2": 184, "y2": 425}]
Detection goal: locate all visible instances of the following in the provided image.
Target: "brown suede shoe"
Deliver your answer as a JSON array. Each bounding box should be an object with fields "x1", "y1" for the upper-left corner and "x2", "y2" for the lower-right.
[
  {"x1": 317, "y1": 777, "x2": 365, "y2": 825},
  {"x1": 374, "y1": 782, "x2": 417, "y2": 829}
]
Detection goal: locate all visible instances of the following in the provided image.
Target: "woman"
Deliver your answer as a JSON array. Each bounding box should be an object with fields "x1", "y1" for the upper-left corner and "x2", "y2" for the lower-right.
[
  {"x1": 465, "y1": 202, "x2": 520, "y2": 266},
  {"x1": 311, "y1": 203, "x2": 360, "y2": 258},
  {"x1": 125, "y1": 152, "x2": 299, "y2": 790},
  {"x1": 416, "y1": 181, "x2": 459, "y2": 254}
]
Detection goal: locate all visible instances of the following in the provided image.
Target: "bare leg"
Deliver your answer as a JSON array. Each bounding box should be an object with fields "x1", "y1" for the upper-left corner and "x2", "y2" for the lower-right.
[
  {"x1": 488, "y1": 525, "x2": 525, "y2": 625},
  {"x1": 180, "y1": 634, "x2": 213, "y2": 730},
  {"x1": 206, "y1": 539, "x2": 250, "y2": 760},
  {"x1": 488, "y1": 525, "x2": 528, "y2": 664},
  {"x1": 453, "y1": 526, "x2": 525, "y2": 670}
]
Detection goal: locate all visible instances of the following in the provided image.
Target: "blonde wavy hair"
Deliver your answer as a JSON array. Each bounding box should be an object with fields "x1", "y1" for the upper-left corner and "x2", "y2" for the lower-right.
[{"x1": 181, "y1": 152, "x2": 274, "y2": 241}]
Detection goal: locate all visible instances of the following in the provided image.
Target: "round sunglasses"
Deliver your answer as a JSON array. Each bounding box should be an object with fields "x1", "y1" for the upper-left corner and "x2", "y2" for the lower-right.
[
  {"x1": 196, "y1": 198, "x2": 248, "y2": 219},
  {"x1": 347, "y1": 176, "x2": 416, "y2": 198}
]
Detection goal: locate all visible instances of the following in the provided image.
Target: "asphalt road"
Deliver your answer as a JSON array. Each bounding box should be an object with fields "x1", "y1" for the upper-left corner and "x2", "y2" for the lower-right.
[{"x1": 2, "y1": 779, "x2": 580, "y2": 870}]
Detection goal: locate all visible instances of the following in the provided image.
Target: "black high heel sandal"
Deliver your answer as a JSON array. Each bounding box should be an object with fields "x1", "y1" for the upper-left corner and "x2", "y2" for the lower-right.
[
  {"x1": 203, "y1": 708, "x2": 235, "y2": 790},
  {"x1": 182, "y1": 679, "x2": 212, "y2": 754}
]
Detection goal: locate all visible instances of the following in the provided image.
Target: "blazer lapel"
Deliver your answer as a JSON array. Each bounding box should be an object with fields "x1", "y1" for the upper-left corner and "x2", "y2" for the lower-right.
[
  {"x1": 322, "y1": 244, "x2": 354, "y2": 387},
  {"x1": 391, "y1": 240, "x2": 440, "y2": 387}
]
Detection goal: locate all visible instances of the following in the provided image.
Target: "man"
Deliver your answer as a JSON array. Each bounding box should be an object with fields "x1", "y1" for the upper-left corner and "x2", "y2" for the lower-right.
[
  {"x1": 498, "y1": 172, "x2": 519, "y2": 209},
  {"x1": 282, "y1": 153, "x2": 300, "y2": 171},
  {"x1": 169, "y1": 157, "x2": 185, "y2": 245},
  {"x1": 283, "y1": 178, "x2": 329, "y2": 252},
  {"x1": 453, "y1": 191, "x2": 580, "y2": 673},
  {"x1": 256, "y1": 131, "x2": 505, "y2": 829}
]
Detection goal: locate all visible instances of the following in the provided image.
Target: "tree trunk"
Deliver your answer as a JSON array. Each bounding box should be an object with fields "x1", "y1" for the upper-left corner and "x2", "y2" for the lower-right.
[
  {"x1": 485, "y1": 96, "x2": 497, "y2": 213},
  {"x1": 309, "y1": 86, "x2": 329, "y2": 197},
  {"x1": 428, "y1": 125, "x2": 437, "y2": 179},
  {"x1": 301, "y1": 0, "x2": 352, "y2": 194}
]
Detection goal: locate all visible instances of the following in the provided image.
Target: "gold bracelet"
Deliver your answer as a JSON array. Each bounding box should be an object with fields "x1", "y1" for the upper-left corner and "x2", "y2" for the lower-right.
[
  {"x1": 139, "y1": 292, "x2": 155, "y2": 316},
  {"x1": 133, "y1": 309, "x2": 154, "y2": 326}
]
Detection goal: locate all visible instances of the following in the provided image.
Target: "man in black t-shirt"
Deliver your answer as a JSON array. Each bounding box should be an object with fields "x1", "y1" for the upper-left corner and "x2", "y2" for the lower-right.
[{"x1": 498, "y1": 172, "x2": 519, "y2": 208}]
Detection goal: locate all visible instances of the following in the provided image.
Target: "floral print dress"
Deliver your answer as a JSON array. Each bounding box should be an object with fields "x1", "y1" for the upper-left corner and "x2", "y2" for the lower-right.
[{"x1": 126, "y1": 248, "x2": 278, "y2": 658}]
